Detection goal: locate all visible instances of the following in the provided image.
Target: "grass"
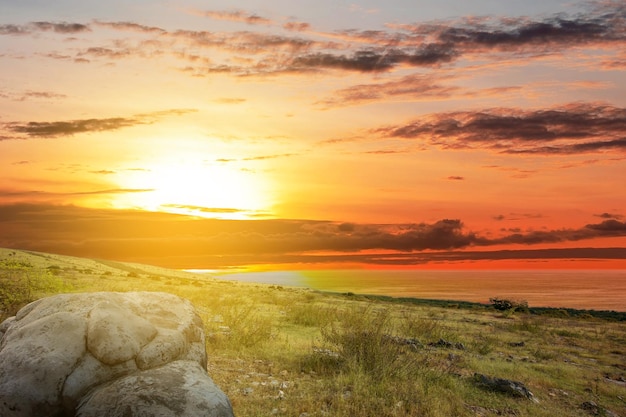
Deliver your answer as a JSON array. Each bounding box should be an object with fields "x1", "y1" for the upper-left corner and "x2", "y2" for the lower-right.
[{"x1": 1, "y1": 247, "x2": 625, "y2": 417}]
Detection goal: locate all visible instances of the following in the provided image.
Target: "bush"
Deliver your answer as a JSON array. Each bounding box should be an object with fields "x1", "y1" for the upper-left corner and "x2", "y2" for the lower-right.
[
  {"x1": 208, "y1": 302, "x2": 274, "y2": 349},
  {"x1": 489, "y1": 297, "x2": 529, "y2": 313},
  {"x1": 318, "y1": 306, "x2": 421, "y2": 380},
  {"x1": 287, "y1": 302, "x2": 335, "y2": 327}
]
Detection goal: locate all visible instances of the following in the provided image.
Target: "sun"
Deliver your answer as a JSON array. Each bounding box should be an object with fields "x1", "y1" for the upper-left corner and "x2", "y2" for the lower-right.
[{"x1": 112, "y1": 157, "x2": 273, "y2": 219}]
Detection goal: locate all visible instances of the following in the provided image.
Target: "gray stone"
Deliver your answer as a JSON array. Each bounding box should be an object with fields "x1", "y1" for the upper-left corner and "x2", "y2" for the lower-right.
[
  {"x1": 136, "y1": 329, "x2": 186, "y2": 370},
  {"x1": 62, "y1": 354, "x2": 138, "y2": 411},
  {"x1": 0, "y1": 292, "x2": 233, "y2": 417},
  {"x1": 474, "y1": 373, "x2": 537, "y2": 402},
  {"x1": 0, "y1": 315, "x2": 15, "y2": 338},
  {"x1": 0, "y1": 311, "x2": 87, "y2": 416},
  {"x1": 87, "y1": 301, "x2": 157, "y2": 365},
  {"x1": 77, "y1": 361, "x2": 234, "y2": 417}
]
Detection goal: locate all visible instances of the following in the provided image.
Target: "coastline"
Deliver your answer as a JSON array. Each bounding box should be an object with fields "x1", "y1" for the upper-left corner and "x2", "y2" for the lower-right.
[{"x1": 211, "y1": 269, "x2": 626, "y2": 313}]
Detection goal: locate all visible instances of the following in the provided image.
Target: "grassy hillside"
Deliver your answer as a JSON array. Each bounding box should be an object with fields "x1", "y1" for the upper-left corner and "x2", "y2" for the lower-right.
[{"x1": 1, "y1": 248, "x2": 625, "y2": 417}]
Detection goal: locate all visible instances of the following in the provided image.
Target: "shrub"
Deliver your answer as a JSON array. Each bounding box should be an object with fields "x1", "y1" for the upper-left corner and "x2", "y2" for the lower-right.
[
  {"x1": 399, "y1": 310, "x2": 449, "y2": 342},
  {"x1": 287, "y1": 302, "x2": 335, "y2": 327},
  {"x1": 489, "y1": 297, "x2": 529, "y2": 313},
  {"x1": 318, "y1": 306, "x2": 421, "y2": 380},
  {"x1": 208, "y1": 303, "x2": 274, "y2": 349}
]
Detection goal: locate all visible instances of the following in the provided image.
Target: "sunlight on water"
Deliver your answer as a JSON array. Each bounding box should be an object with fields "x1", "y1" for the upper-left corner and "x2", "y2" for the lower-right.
[{"x1": 215, "y1": 269, "x2": 626, "y2": 311}]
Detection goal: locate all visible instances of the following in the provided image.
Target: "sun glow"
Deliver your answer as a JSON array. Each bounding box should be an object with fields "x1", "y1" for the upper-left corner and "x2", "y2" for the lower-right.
[{"x1": 113, "y1": 157, "x2": 274, "y2": 219}]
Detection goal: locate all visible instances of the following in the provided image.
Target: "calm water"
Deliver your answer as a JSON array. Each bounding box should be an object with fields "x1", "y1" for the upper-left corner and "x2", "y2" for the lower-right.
[{"x1": 212, "y1": 269, "x2": 626, "y2": 312}]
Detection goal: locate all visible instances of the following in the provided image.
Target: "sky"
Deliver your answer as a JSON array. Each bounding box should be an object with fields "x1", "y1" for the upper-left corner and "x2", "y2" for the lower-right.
[{"x1": 1, "y1": 0, "x2": 625, "y2": 270}]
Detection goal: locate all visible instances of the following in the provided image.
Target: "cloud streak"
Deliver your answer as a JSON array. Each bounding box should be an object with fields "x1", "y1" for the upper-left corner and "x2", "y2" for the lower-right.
[
  {"x1": 196, "y1": 9, "x2": 273, "y2": 26},
  {"x1": 372, "y1": 103, "x2": 626, "y2": 155},
  {"x1": 1, "y1": 109, "x2": 196, "y2": 139},
  {"x1": 316, "y1": 73, "x2": 459, "y2": 107},
  {"x1": 0, "y1": 21, "x2": 90, "y2": 35}
]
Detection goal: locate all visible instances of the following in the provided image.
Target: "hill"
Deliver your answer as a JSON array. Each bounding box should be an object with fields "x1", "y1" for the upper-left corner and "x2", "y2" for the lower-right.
[{"x1": 1, "y1": 248, "x2": 625, "y2": 417}]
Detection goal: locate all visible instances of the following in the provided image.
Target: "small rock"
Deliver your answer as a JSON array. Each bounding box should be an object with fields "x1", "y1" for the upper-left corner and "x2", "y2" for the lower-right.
[
  {"x1": 580, "y1": 401, "x2": 619, "y2": 417},
  {"x1": 430, "y1": 338, "x2": 465, "y2": 350},
  {"x1": 384, "y1": 335, "x2": 423, "y2": 349},
  {"x1": 474, "y1": 373, "x2": 537, "y2": 402}
]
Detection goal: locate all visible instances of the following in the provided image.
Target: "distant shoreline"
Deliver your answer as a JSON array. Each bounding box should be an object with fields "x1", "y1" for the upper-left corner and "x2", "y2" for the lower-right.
[
  {"x1": 316, "y1": 291, "x2": 626, "y2": 321},
  {"x1": 210, "y1": 269, "x2": 626, "y2": 314}
]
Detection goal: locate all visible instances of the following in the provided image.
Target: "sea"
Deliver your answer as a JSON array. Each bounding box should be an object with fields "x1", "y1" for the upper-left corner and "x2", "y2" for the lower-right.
[{"x1": 200, "y1": 269, "x2": 626, "y2": 312}]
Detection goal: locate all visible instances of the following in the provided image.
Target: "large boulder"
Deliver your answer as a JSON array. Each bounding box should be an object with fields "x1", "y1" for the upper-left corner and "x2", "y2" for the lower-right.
[{"x1": 0, "y1": 292, "x2": 234, "y2": 417}]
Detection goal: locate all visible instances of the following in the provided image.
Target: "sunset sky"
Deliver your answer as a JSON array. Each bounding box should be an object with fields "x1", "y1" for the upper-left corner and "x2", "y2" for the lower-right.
[{"x1": 1, "y1": 0, "x2": 625, "y2": 270}]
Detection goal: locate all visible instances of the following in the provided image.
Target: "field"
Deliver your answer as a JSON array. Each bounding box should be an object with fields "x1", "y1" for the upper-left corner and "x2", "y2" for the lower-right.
[{"x1": 1, "y1": 248, "x2": 625, "y2": 417}]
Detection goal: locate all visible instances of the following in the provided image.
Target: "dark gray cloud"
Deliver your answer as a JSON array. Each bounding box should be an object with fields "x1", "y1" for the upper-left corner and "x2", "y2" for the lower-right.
[
  {"x1": 1, "y1": 109, "x2": 196, "y2": 139},
  {"x1": 0, "y1": 22, "x2": 90, "y2": 35},
  {"x1": 373, "y1": 103, "x2": 626, "y2": 154},
  {"x1": 434, "y1": 16, "x2": 620, "y2": 49},
  {"x1": 586, "y1": 219, "x2": 626, "y2": 233},
  {"x1": 0, "y1": 89, "x2": 67, "y2": 102},
  {"x1": 5, "y1": 2, "x2": 619, "y2": 77},
  {"x1": 0, "y1": 24, "x2": 29, "y2": 35},
  {"x1": 595, "y1": 212, "x2": 624, "y2": 220},
  {"x1": 94, "y1": 21, "x2": 166, "y2": 34},
  {"x1": 490, "y1": 219, "x2": 626, "y2": 245},
  {"x1": 508, "y1": 138, "x2": 626, "y2": 155},
  {"x1": 31, "y1": 22, "x2": 90, "y2": 33},
  {"x1": 291, "y1": 45, "x2": 457, "y2": 72},
  {"x1": 77, "y1": 47, "x2": 132, "y2": 59},
  {"x1": 286, "y1": 2, "x2": 625, "y2": 73},
  {"x1": 22, "y1": 91, "x2": 67, "y2": 100},
  {"x1": 6, "y1": 117, "x2": 138, "y2": 137}
]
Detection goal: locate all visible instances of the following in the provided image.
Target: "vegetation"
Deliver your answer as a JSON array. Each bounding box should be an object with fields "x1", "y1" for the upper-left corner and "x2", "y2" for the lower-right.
[
  {"x1": 0, "y1": 257, "x2": 69, "y2": 319},
  {"x1": 1, "y1": 248, "x2": 625, "y2": 417},
  {"x1": 489, "y1": 297, "x2": 529, "y2": 313}
]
